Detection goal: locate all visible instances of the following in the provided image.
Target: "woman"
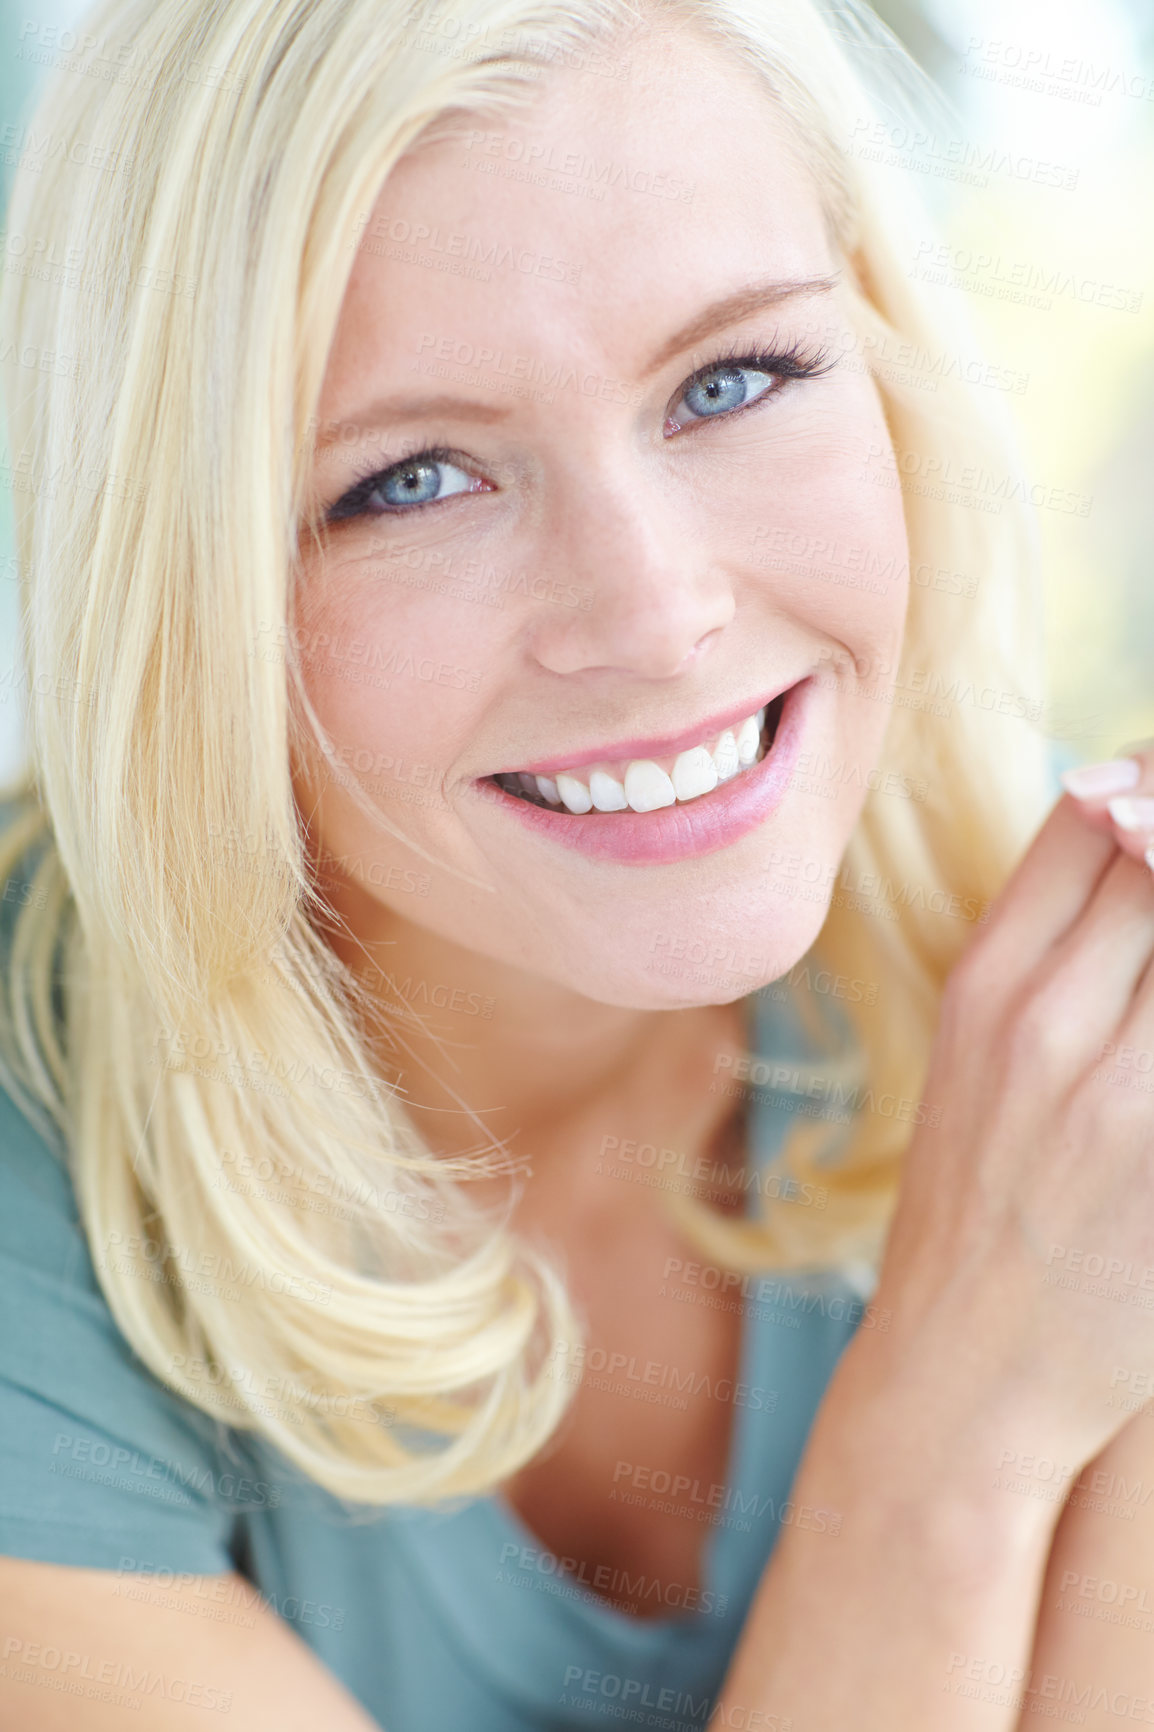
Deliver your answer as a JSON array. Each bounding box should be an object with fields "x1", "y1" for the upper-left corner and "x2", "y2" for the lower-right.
[{"x1": 1, "y1": 0, "x2": 1153, "y2": 1725}]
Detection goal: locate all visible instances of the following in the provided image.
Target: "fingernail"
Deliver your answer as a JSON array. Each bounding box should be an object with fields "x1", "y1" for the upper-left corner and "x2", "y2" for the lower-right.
[
  {"x1": 1061, "y1": 758, "x2": 1142, "y2": 799},
  {"x1": 1146, "y1": 842, "x2": 1154, "y2": 875},
  {"x1": 1108, "y1": 796, "x2": 1154, "y2": 831}
]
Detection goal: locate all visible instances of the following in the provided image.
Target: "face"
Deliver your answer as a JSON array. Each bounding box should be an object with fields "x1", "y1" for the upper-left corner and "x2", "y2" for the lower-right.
[{"x1": 291, "y1": 25, "x2": 910, "y2": 1012}]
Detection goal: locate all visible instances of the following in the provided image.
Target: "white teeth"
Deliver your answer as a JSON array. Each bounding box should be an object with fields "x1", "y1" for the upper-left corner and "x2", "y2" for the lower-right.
[
  {"x1": 507, "y1": 702, "x2": 775, "y2": 815},
  {"x1": 736, "y1": 715, "x2": 761, "y2": 765},
  {"x1": 589, "y1": 769, "x2": 629, "y2": 811},
  {"x1": 555, "y1": 773, "x2": 593, "y2": 814},
  {"x1": 671, "y1": 745, "x2": 718, "y2": 802},
  {"x1": 624, "y1": 761, "x2": 677, "y2": 812},
  {"x1": 713, "y1": 729, "x2": 740, "y2": 781}
]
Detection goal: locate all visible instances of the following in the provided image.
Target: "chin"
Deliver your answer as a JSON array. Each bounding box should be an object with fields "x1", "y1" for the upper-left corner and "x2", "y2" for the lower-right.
[{"x1": 543, "y1": 888, "x2": 835, "y2": 1012}]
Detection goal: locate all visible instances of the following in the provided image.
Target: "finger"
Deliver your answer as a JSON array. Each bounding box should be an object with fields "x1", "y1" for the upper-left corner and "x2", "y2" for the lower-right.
[
  {"x1": 1109, "y1": 860, "x2": 1154, "y2": 1080},
  {"x1": 1040, "y1": 846, "x2": 1154, "y2": 1072},
  {"x1": 975, "y1": 791, "x2": 1121, "y2": 986},
  {"x1": 1103, "y1": 795, "x2": 1154, "y2": 871},
  {"x1": 1062, "y1": 745, "x2": 1154, "y2": 871},
  {"x1": 1061, "y1": 742, "x2": 1153, "y2": 807}
]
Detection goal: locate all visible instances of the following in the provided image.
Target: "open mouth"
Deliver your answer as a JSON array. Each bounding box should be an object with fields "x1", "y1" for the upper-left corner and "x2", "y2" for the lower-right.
[{"x1": 487, "y1": 692, "x2": 787, "y2": 816}]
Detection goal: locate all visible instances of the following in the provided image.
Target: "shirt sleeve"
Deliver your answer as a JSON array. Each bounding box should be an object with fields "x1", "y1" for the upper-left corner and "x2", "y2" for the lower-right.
[{"x1": 0, "y1": 1079, "x2": 244, "y2": 1576}]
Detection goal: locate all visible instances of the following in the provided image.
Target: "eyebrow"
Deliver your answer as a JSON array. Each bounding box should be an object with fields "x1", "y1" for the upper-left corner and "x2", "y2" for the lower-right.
[
  {"x1": 315, "y1": 273, "x2": 840, "y2": 450},
  {"x1": 641, "y1": 272, "x2": 839, "y2": 378}
]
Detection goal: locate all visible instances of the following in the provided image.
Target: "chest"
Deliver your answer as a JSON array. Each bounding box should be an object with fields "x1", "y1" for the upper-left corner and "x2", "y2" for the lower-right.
[{"x1": 501, "y1": 1194, "x2": 748, "y2": 1617}]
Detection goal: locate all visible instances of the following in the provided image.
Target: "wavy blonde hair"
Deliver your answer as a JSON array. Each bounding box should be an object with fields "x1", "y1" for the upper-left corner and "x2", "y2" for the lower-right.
[{"x1": 0, "y1": 0, "x2": 1052, "y2": 1504}]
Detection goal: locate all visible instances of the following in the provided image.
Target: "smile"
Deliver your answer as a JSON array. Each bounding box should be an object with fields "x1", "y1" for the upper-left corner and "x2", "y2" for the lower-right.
[
  {"x1": 492, "y1": 700, "x2": 781, "y2": 814},
  {"x1": 473, "y1": 676, "x2": 814, "y2": 867}
]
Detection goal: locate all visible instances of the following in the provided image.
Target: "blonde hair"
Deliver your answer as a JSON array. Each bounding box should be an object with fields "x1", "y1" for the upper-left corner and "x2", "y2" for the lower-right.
[{"x1": 0, "y1": 0, "x2": 1052, "y2": 1504}]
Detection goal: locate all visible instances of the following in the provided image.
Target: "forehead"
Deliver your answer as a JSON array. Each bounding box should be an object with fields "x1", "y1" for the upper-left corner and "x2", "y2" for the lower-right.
[{"x1": 322, "y1": 26, "x2": 835, "y2": 413}]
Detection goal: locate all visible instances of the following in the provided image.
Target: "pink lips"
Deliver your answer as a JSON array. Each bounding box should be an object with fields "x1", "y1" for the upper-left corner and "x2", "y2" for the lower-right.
[
  {"x1": 499, "y1": 681, "x2": 792, "y2": 779},
  {"x1": 470, "y1": 677, "x2": 814, "y2": 866}
]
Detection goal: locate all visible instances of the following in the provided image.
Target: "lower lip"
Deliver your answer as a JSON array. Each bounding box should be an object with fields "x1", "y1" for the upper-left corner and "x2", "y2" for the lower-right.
[{"x1": 470, "y1": 676, "x2": 814, "y2": 866}]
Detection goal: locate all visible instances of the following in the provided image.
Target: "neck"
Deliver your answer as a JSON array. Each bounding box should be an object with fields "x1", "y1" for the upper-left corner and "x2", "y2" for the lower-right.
[{"x1": 317, "y1": 878, "x2": 668, "y2": 1154}]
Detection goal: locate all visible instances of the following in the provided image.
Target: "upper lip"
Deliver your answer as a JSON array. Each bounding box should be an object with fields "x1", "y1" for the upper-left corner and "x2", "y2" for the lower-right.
[{"x1": 492, "y1": 677, "x2": 800, "y2": 778}]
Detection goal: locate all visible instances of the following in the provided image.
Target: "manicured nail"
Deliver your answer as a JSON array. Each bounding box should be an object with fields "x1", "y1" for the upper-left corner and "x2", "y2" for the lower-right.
[
  {"x1": 1108, "y1": 796, "x2": 1154, "y2": 831},
  {"x1": 1146, "y1": 842, "x2": 1154, "y2": 875},
  {"x1": 1061, "y1": 758, "x2": 1142, "y2": 799}
]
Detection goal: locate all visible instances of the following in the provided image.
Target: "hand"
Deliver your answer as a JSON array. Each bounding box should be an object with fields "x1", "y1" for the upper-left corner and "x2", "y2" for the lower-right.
[
  {"x1": 1059, "y1": 739, "x2": 1154, "y2": 871},
  {"x1": 870, "y1": 751, "x2": 1154, "y2": 1471}
]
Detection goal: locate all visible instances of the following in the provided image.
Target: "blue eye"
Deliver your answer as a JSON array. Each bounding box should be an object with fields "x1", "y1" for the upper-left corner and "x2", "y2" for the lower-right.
[
  {"x1": 379, "y1": 457, "x2": 447, "y2": 506},
  {"x1": 679, "y1": 363, "x2": 779, "y2": 420},
  {"x1": 327, "y1": 445, "x2": 485, "y2": 522},
  {"x1": 665, "y1": 343, "x2": 834, "y2": 435}
]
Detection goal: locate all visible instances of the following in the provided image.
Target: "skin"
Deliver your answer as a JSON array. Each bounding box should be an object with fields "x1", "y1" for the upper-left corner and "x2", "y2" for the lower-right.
[
  {"x1": 282, "y1": 94, "x2": 919, "y2": 1564},
  {"x1": 291, "y1": 26, "x2": 908, "y2": 1042},
  {"x1": 289, "y1": 19, "x2": 1154, "y2": 1711},
  {"x1": 289, "y1": 19, "x2": 910, "y2": 1612},
  {"x1": 1006, "y1": 765, "x2": 1154, "y2": 1727},
  {"x1": 5, "y1": 19, "x2": 1154, "y2": 1732}
]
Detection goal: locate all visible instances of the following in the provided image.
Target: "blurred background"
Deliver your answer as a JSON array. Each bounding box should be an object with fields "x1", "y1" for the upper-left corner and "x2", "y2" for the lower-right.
[
  {"x1": 872, "y1": 0, "x2": 1154, "y2": 762},
  {"x1": 0, "y1": 0, "x2": 1148, "y2": 780}
]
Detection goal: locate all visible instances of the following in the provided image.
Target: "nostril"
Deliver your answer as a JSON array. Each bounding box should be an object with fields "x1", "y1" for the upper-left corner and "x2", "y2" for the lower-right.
[{"x1": 677, "y1": 626, "x2": 724, "y2": 674}]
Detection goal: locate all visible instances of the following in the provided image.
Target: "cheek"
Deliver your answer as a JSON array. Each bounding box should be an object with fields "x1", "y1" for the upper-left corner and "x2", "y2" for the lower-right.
[
  {"x1": 287, "y1": 578, "x2": 480, "y2": 823},
  {"x1": 735, "y1": 419, "x2": 909, "y2": 651}
]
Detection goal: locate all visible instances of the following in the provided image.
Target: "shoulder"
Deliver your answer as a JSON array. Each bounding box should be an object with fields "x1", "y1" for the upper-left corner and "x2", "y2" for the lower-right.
[{"x1": 0, "y1": 796, "x2": 244, "y2": 1575}]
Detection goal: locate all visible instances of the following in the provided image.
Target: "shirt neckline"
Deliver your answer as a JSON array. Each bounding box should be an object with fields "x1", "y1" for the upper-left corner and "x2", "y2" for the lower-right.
[{"x1": 484, "y1": 988, "x2": 760, "y2": 1636}]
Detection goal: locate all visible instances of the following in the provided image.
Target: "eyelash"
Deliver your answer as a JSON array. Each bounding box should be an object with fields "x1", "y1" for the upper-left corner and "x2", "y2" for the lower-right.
[{"x1": 324, "y1": 334, "x2": 836, "y2": 525}]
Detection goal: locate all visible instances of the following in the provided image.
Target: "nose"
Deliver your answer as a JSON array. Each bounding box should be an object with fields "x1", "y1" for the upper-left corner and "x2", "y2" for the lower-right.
[{"x1": 524, "y1": 465, "x2": 737, "y2": 681}]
